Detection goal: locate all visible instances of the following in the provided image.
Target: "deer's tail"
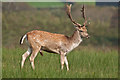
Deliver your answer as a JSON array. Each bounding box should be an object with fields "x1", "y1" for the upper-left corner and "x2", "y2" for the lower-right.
[{"x1": 20, "y1": 34, "x2": 27, "y2": 45}]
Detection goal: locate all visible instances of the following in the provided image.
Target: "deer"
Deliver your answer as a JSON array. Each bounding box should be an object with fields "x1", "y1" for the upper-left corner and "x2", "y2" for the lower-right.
[{"x1": 20, "y1": 4, "x2": 90, "y2": 71}]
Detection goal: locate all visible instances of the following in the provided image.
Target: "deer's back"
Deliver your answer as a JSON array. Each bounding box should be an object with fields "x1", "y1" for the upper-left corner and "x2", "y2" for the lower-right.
[{"x1": 27, "y1": 30, "x2": 70, "y2": 53}]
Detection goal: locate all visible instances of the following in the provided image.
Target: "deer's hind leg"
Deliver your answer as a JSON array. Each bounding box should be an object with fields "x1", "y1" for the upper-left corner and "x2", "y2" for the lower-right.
[
  {"x1": 29, "y1": 46, "x2": 41, "y2": 70},
  {"x1": 21, "y1": 47, "x2": 31, "y2": 68}
]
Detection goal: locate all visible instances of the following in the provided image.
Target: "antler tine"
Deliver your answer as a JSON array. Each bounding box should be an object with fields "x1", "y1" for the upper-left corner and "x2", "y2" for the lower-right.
[
  {"x1": 66, "y1": 4, "x2": 82, "y2": 27},
  {"x1": 81, "y1": 5, "x2": 87, "y2": 26}
]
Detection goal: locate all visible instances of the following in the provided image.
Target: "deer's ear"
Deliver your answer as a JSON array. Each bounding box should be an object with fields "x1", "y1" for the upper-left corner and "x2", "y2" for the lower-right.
[
  {"x1": 75, "y1": 27, "x2": 82, "y2": 30},
  {"x1": 75, "y1": 27, "x2": 79, "y2": 30}
]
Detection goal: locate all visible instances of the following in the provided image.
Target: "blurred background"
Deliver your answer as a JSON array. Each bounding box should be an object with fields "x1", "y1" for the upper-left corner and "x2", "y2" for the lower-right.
[{"x1": 2, "y1": 2, "x2": 118, "y2": 50}]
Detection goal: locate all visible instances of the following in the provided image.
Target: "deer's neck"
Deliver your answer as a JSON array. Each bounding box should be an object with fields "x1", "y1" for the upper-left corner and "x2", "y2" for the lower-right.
[
  {"x1": 70, "y1": 30, "x2": 82, "y2": 43},
  {"x1": 66, "y1": 30, "x2": 82, "y2": 52}
]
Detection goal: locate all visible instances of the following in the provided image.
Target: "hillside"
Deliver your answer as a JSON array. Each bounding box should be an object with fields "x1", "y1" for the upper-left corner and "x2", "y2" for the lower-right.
[{"x1": 2, "y1": 2, "x2": 118, "y2": 48}]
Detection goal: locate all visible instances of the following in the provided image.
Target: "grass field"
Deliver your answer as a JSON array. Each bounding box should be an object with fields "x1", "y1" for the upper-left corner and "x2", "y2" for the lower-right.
[
  {"x1": 27, "y1": 2, "x2": 65, "y2": 8},
  {"x1": 2, "y1": 47, "x2": 118, "y2": 78},
  {"x1": 27, "y1": 2, "x2": 95, "y2": 8}
]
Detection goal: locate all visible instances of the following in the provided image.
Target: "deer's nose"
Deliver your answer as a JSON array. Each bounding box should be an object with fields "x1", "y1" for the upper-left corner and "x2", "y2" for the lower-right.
[{"x1": 86, "y1": 35, "x2": 90, "y2": 38}]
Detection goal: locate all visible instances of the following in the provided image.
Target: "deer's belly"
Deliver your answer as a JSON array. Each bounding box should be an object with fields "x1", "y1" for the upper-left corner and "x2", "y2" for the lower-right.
[{"x1": 41, "y1": 46, "x2": 60, "y2": 54}]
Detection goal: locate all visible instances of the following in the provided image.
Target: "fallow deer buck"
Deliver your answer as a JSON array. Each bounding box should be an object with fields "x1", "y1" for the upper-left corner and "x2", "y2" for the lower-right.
[{"x1": 20, "y1": 4, "x2": 90, "y2": 71}]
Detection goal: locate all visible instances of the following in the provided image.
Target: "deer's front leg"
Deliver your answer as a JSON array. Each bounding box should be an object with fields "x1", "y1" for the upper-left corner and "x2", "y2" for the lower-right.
[
  {"x1": 64, "y1": 55, "x2": 69, "y2": 71},
  {"x1": 60, "y1": 53, "x2": 65, "y2": 70}
]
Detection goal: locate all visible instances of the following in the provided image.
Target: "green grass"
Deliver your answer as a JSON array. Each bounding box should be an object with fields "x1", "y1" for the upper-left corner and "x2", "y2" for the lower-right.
[
  {"x1": 2, "y1": 47, "x2": 118, "y2": 78},
  {"x1": 27, "y1": 2, "x2": 95, "y2": 8},
  {"x1": 27, "y1": 2, "x2": 65, "y2": 8}
]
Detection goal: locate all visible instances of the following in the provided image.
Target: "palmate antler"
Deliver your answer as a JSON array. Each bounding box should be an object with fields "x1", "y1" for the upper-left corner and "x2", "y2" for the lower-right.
[
  {"x1": 66, "y1": 4, "x2": 82, "y2": 27},
  {"x1": 66, "y1": 4, "x2": 89, "y2": 27},
  {"x1": 81, "y1": 5, "x2": 87, "y2": 26}
]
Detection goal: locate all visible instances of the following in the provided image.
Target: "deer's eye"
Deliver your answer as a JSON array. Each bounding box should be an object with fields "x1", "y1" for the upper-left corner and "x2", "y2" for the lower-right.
[{"x1": 80, "y1": 30, "x2": 83, "y2": 32}]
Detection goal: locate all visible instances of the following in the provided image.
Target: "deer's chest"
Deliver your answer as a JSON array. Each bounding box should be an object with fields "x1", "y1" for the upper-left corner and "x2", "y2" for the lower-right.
[{"x1": 66, "y1": 39, "x2": 82, "y2": 53}]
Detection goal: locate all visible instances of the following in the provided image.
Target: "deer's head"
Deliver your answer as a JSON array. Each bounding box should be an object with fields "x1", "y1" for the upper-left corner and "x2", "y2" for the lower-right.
[{"x1": 66, "y1": 4, "x2": 90, "y2": 38}]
